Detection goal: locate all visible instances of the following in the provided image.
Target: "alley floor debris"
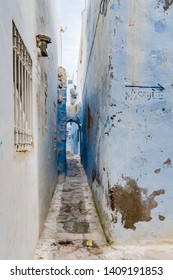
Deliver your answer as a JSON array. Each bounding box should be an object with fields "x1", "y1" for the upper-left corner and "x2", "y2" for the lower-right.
[{"x1": 35, "y1": 154, "x2": 173, "y2": 260}]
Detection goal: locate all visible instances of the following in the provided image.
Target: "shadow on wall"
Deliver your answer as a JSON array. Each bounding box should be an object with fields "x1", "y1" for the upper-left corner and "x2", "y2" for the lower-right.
[{"x1": 57, "y1": 67, "x2": 67, "y2": 182}]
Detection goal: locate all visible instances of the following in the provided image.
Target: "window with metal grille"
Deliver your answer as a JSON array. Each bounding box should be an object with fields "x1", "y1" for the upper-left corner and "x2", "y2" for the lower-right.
[{"x1": 13, "y1": 22, "x2": 33, "y2": 151}]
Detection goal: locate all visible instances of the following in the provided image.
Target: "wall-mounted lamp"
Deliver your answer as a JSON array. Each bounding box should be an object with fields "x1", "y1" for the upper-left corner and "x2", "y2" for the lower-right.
[{"x1": 36, "y1": 34, "x2": 51, "y2": 57}]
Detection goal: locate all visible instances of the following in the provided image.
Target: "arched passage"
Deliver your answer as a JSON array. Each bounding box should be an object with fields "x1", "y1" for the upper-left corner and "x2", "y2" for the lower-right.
[
  {"x1": 66, "y1": 120, "x2": 81, "y2": 155},
  {"x1": 57, "y1": 102, "x2": 82, "y2": 183}
]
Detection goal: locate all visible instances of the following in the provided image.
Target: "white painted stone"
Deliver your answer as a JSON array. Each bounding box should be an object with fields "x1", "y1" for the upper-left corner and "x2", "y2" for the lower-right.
[{"x1": 0, "y1": 0, "x2": 61, "y2": 259}]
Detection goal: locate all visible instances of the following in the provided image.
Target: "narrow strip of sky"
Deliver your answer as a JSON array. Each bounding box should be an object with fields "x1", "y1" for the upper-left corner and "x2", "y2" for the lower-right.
[{"x1": 58, "y1": 0, "x2": 85, "y2": 78}]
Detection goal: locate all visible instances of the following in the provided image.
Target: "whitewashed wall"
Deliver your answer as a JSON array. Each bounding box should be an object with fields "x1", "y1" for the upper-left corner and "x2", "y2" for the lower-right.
[{"x1": 0, "y1": 0, "x2": 60, "y2": 259}]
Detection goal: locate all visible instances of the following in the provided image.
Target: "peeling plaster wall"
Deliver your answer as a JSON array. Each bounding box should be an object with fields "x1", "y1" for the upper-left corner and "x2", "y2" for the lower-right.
[
  {"x1": 57, "y1": 85, "x2": 67, "y2": 182},
  {"x1": 80, "y1": 0, "x2": 173, "y2": 245},
  {"x1": 0, "y1": 0, "x2": 60, "y2": 259},
  {"x1": 57, "y1": 66, "x2": 67, "y2": 182}
]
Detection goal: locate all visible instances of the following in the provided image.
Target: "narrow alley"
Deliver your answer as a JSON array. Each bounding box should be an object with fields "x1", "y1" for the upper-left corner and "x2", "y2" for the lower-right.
[
  {"x1": 1, "y1": 0, "x2": 173, "y2": 263},
  {"x1": 35, "y1": 153, "x2": 173, "y2": 260},
  {"x1": 35, "y1": 153, "x2": 107, "y2": 260}
]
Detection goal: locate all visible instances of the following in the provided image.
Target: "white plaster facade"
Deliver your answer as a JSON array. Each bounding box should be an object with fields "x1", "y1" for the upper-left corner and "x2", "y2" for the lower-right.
[{"x1": 0, "y1": 0, "x2": 61, "y2": 259}]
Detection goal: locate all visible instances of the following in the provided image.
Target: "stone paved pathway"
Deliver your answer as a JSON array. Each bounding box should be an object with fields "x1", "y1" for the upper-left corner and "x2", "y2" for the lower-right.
[{"x1": 35, "y1": 154, "x2": 173, "y2": 260}]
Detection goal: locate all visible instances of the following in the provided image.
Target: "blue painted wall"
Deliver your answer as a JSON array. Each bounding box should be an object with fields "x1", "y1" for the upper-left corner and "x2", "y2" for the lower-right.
[
  {"x1": 57, "y1": 88, "x2": 67, "y2": 181},
  {"x1": 80, "y1": 0, "x2": 173, "y2": 244}
]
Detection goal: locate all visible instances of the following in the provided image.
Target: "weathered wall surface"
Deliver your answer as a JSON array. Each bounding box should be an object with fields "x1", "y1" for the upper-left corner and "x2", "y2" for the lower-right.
[
  {"x1": 80, "y1": 0, "x2": 173, "y2": 244},
  {"x1": 35, "y1": 0, "x2": 60, "y2": 235},
  {"x1": 0, "y1": 0, "x2": 60, "y2": 259},
  {"x1": 57, "y1": 67, "x2": 67, "y2": 181}
]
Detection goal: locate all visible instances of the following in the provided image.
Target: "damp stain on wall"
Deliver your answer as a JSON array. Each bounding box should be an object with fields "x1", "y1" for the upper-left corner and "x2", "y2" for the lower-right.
[
  {"x1": 154, "y1": 168, "x2": 161, "y2": 174},
  {"x1": 163, "y1": 0, "x2": 173, "y2": 11},
  {"x1": 92, "y1": 168, "x2": 101, "y2": 185},
  {"x1": 109, "y1": 177, "x2": 165, "y2": 230},
  {"x1": 163, "y1": 157, "x2": 171, "y2": 167},
  {"x1": 157, "y1": 0, "x2": 173, "y2": 10},
  {"x1": 92, "y1": 169, "x2": 96, "y2": 182},
  {"x1": 159, "y1": 214, "x2": 165, "y2": 221},
  {"x1": 87, "y1": 105, "x2": 93, "y2": 137}
]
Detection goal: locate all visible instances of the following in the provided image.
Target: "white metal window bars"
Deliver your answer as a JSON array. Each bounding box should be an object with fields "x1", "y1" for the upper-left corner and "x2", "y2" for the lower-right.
[{"x1": 13, "y1": 22, "x2": 33, "y2": 151}]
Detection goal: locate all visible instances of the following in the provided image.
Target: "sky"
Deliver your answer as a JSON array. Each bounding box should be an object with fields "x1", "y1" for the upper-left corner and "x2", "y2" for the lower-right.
[{"x1": 58, "y1": 0, "x2": 85, "y2": 78}]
